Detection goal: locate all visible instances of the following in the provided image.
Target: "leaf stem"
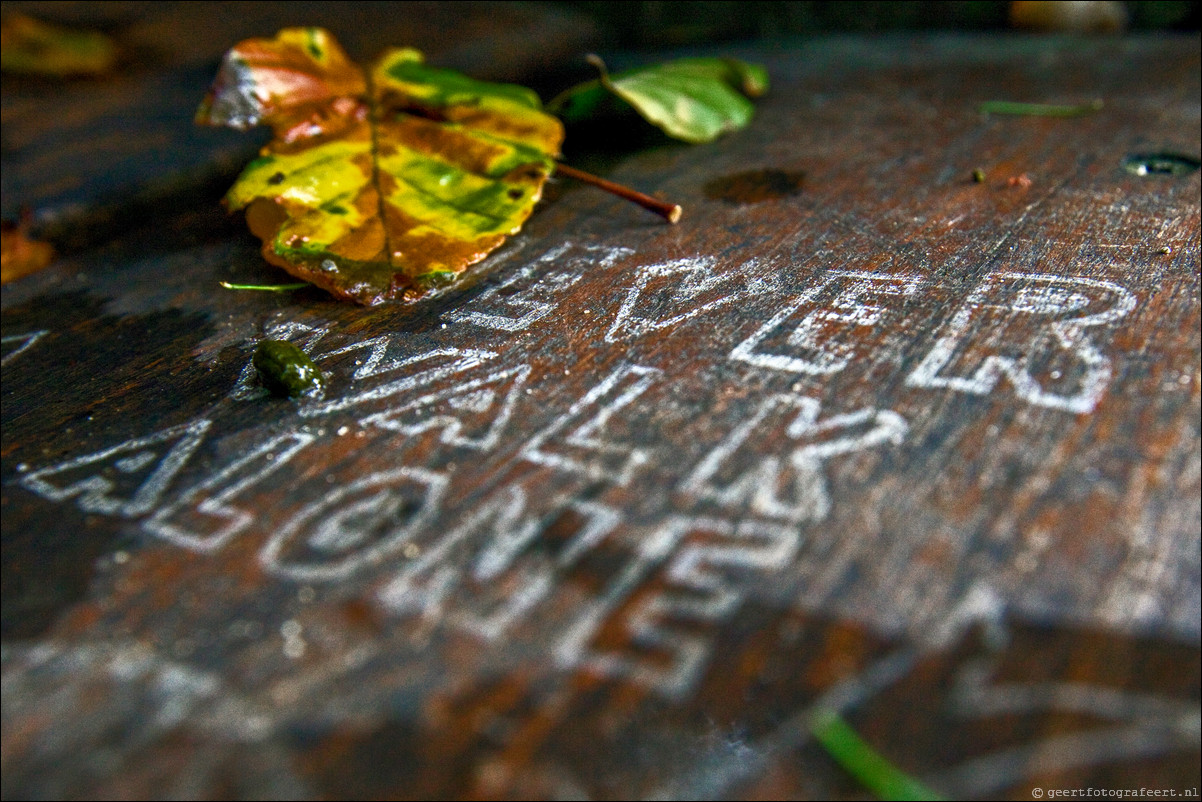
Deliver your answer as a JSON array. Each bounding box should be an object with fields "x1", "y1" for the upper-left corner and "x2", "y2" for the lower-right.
[
  {"x1": 585, "y1": 53, "x2": 616, "y2": 90},
  {"x1": 554, "y1": 162, "x2": 682, "y2": 223}
]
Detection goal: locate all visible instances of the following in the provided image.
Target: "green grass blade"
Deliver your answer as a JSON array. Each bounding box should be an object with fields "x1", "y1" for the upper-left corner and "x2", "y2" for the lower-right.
[
  {"x1": 219, "y1": 281, "x2": 309, "y2": 292},
  {"x1": 978, "y1": 99, "x2": 1103, "y2": 117},
  {"x1": 809, "y1": 711, "x2": 945, "y2": 801}
]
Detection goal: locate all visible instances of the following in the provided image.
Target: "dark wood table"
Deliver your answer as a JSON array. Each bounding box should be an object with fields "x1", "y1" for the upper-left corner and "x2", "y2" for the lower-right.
[{"x1": 3, "y1": 7, "x2": 1199, "y2": 798}]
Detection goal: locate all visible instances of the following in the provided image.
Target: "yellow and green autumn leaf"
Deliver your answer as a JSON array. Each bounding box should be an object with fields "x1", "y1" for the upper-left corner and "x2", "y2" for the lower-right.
[
  {"x1": 199, "y1": 29, "x2": 768, "y2": 305},
  {"x1": 197, "y1": 28, "x2": 563, "y2": 305}
]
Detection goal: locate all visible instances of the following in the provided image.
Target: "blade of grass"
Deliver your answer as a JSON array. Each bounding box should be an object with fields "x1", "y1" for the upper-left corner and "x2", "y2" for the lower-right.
[
  {"x1": 809, "y1": 710, "x2": 945, "y2": 801},
  {"x1": 219, "y1": 281, "x2": 309, "y2": 292},
  {"x1": 978, "y1": 99, "x2": 1103, "y2": 117}
]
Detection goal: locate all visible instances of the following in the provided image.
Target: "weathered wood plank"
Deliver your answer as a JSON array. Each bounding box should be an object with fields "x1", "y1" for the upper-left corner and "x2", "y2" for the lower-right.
[{"x1": 2, "y1": 32, "x2": 1199, "y2": 800}]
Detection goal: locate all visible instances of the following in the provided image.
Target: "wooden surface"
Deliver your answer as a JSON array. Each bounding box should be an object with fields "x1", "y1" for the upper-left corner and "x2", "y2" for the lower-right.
[{"x1": 2, "y1": 16, "x2": 1200, "y2": 801}]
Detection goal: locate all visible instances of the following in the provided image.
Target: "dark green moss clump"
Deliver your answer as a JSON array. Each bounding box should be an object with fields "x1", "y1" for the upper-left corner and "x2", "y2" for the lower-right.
[{"x1": 252, "y1": 339, "x2": 326, "y2": 398}]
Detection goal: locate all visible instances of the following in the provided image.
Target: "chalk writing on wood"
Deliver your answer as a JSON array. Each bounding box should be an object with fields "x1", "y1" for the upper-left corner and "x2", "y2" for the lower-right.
[
  {"x1": 521, "y1": 363, "x2": 661, "y2": 484},
  {"x1": 445, "y1": 243, "x2": 633, "y2": 332},
  {"x1": 906, "y1": 272, "x2": 1137, "y2": 413},
  {"x1": 681, "y1": 394, "x2": 907, "y2": 522},
  {"x1": 928, "y1": 653, "x2": 1201, "y2": 796},
  {"x1": 377, "y1": 481, "x2": 622, "y2": 640},
  {"x1": 360, "y1": 364, "x2": 532, "y2": 451},
  {"x1": 19, "y1": 419, "x2": 212, "y2": 517},
  {"x1": 1, "y1": 329, "x2": 49, "y2": 367},
  {"x1": 557, "y1": 516, "x2": 800, "y2": 698},
  {"x1": 730, "y1": 271, "x2": 923, "y2": 375},
  {"x1": 317, "y1": 332, "x2": 452, "y2": 382},
  {"x1": 143, "y1": 431, "x2": 315, "y2": 552},
  {"x1": 302, "y1": 347, "x2": 497, "y2": 417},
  {"x1": 231, "y1": 324, "x2": 500, "y2": 417},
  {"x1": 259, "y1": 467, "x2": 447, "y2": 582},
  {"x1": 3, "y1": 640, "x2": 238, "y2": 733},
  {"x1": 605, "y1": 256, "x2": 773, "y2": 343}
]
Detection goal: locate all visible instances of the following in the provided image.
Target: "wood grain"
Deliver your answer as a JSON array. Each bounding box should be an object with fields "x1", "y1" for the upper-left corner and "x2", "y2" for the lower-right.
[{"x1": 2, "y1": 29, "x2": 1199, "y2": 800}]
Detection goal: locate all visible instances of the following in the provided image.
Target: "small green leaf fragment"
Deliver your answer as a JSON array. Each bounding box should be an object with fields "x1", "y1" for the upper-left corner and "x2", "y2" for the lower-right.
[
  {"x1": 978, "y1": 99, "x2": 1103, "y2": 117},
  {"x1": 552, "y1": 55, "x2": 769, "y2": 143},
  {"x1": 220, "y1": 281, "x2": 309, "y2": 291},
  {"x1": 252, "y1": 340, "x2": 326, "y2": 398},
  {"x1": 809, "y1": 711, "x2": 944, "y2": 801}
]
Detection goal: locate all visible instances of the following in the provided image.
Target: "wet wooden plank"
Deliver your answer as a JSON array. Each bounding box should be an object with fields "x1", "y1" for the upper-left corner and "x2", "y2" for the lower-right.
[{"x1": 2, "y1": 32, "x2": 1200, "y2": 800}]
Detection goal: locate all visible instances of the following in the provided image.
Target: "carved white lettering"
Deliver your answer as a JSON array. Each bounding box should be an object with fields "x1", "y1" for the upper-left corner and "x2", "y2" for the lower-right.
[
  {"x1": 360, "y1": 364, "x2": 531, "y2": 450},
  {"x1": 557, "y1": 516, "x2": 799, "y2": 698},
  {"x1": 682, "y1": 394, "x2": 907, "y2": 521},
  {"x1": 378, "y1": 483, "x2": 622, "y2": 640},
  {"x1": 906, "y1": 272, "x2": 1136, "y2": 413},
  {"x1": 1, "y1": 330, "x2": 48, "y2": 367},
  {"x1": 605, "y1": 257, "x2": 773, "y2": 343},
  {"x1": 20, "y1": 419, "x2": 212, "y2": 517},
  {"x1": 731, "y1": 271, "x2": 923, "y2": 375},
  {"x1": 143, "y1": 431, "x2": 315, "y2": 552},
  {"x1": 445, "y1": 243, "x2": 632, "y2": 332},
  {"x1": 522, "y1": 363, "x2": 661, "y2": 484},
  {"x1": 259, "y1": 467, "x2": 446, "y2": 581}
]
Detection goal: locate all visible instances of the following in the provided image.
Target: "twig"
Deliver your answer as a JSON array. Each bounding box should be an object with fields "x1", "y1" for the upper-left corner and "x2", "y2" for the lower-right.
[{"x1": 554, "y1": 162, "x2": 682, "y2": 223}]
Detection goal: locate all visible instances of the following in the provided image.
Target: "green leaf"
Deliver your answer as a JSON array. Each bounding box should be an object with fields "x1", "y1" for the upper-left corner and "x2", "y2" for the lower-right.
[
  {"x1": 550, "y1": 55, "x2": 769, "y2": 144},
  {"x1": 197, "y1": 28, "x2": 562, "y2": 305}
]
